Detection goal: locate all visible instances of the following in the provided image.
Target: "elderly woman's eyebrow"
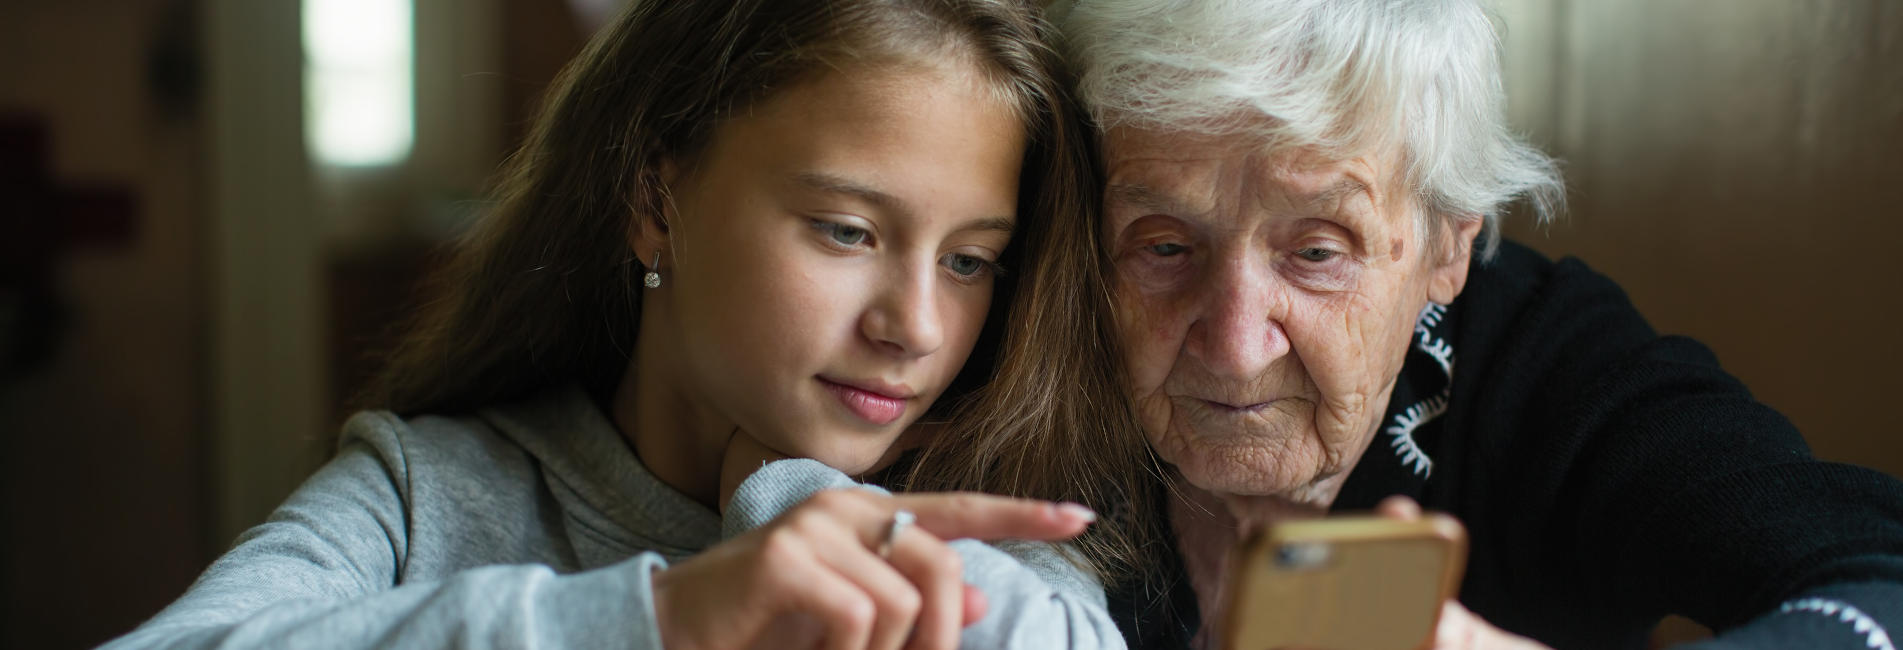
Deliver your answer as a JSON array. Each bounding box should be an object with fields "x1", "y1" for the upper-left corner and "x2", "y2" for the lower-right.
[
  {"x1": 1302, "y1": 178, "x2": 1372, "y2": 209},
  {"x1": 1106, "y1": 182, "x2": 1194, "y2": 215}
]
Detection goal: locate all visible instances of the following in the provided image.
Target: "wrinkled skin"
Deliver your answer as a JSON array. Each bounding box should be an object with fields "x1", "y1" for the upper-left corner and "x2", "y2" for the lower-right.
[
  {"x1": 1102, "y1": 127, "x2": 1479, "y2": 505},
  {"x1": 1102, "y1": 126, "x2": 1529, "y2": 648}
]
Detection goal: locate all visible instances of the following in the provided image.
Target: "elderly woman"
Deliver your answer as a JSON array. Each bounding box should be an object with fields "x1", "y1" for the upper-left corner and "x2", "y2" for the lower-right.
[{"x1": 1057, "y1": 1, "x2": 1903, "y2": 648}]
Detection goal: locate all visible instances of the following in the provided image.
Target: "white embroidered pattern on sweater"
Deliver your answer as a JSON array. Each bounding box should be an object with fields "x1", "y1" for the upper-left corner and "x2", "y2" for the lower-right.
[
  {"x1": 1779, "y1": 598, "x2": 1894, "y2": 650},
  {"x1": 1385, "y1": 303, "x2": 1452, "y2": 478}
]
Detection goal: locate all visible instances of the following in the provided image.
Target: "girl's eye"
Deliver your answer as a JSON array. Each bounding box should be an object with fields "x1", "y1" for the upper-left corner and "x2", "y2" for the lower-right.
[
  {"x1": 1148, "y1": 242, "x2": 1188, "y2": 257},
  {"x1": 1295, "y1": 247, "x2": 1338, "y2": 262},
  {"x1": 941, "y1": 253, "x2": 995, "y2": 280},
  {"x1": 815, "y1": 221, "x2": 870, "y2": 247}
]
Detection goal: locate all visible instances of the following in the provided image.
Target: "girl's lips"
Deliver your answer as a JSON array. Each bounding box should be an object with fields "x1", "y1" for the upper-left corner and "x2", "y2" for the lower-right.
[{"x1": 819, "y1": 378, "x2": 909, "y2": 425}]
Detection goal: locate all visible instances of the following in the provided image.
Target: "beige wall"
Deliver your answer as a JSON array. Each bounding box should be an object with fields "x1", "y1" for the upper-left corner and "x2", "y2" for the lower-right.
[
  {"x1": 0, "y1": 1, "x2": 209, "y2": 646},
  {"x1": 203, "y1": 0, "x2": 332, "y2": 549},
  {"x1": 2, "y1": 1, "x2": 511, "y2": 645},
  {"x1": 1491, "y1": 0, "x2": 1903, "y2": 477}
]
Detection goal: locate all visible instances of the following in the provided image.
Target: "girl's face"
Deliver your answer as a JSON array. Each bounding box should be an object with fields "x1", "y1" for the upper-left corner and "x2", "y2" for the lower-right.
[{"x1": 644, "y1": 61, "x2": 1025, "y2": 474}]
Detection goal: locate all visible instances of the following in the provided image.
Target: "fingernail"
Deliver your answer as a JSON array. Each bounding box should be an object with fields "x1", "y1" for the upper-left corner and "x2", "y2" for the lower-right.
[{"x1": 1056, "y1": 502, "x2": 1097, "y2": 523}]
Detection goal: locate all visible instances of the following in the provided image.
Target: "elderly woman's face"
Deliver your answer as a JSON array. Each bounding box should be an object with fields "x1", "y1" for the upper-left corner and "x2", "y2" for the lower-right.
[{"x1": 1102, "y1": 127, "x2": 1478, "y2": 501}]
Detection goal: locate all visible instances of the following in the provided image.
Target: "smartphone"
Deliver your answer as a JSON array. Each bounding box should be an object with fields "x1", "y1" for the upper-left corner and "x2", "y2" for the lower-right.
[{"x1": 1220, "y1": 513, "x2": 1468, "y2": 650}]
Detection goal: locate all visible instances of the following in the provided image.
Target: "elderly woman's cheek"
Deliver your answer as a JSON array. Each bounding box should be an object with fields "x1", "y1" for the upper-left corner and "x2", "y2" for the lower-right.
[
  {"x1": 1295, "y1": 293, "x2": 1394, "y2": 435},
  {"x1": 1114, "y1": 256, "x2": 1196, "y2": 351},
  {"x1": 1113, "y1": 303, "x2": 1181, "y2": 452},
  {"x1": 1110, "y1": 282, "x2": 1177, "y2": 390}
]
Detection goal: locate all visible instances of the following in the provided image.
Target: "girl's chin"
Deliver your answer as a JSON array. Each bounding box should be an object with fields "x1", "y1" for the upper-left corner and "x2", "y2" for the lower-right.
[
  {"x1": 766, "y1": 437, "x2": 905, "y2": 477},
  {"x1": 755, "y1": 410, "x2": 927, "y2": 476},
  {"x1": 807, "y1": 454, "x2": 894, "y2": 478}
]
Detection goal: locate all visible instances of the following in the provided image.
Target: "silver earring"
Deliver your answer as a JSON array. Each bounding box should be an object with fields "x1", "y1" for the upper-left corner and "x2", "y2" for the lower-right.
[{"x1": 643, "y1": 250, "x2": 662, "y2": 288}]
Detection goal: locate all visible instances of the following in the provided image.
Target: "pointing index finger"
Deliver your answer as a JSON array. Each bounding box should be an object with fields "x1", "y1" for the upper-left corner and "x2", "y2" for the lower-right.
[{"x1": 891, "y1": 493, "x2": 1096, "y2": 542}]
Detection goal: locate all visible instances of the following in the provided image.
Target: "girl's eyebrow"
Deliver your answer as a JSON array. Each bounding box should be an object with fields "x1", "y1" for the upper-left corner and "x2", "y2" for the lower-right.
[
  {"x1": 795, "y1": 171, "x2": 1015, "y2": 233},
  {"x1": 793, "y1": 171, "x2": 907, "y2": 217},
  {"x1": 958, "y1": 217, "x2": 1016, "y2": 235}
]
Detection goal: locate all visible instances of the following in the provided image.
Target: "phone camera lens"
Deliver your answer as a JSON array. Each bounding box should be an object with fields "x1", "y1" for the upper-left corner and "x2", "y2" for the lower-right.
[{"x1": 1275, "y1": 542, "x2": 1332, "y2": 569}]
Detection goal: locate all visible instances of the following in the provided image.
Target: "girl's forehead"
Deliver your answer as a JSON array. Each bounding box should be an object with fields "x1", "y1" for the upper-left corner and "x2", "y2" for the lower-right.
[{"x1": 680, "y1": 57, "x2": 1026, "y2": 229}]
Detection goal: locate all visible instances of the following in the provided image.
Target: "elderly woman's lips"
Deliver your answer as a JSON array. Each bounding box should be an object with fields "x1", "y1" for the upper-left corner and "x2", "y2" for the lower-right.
[
  {"x1": 1196, "y1": 398, "x2": 1277, "y2": 413},
  {"x1": 1169, "y1": 396, "x2": 1304, "y2": 441}
]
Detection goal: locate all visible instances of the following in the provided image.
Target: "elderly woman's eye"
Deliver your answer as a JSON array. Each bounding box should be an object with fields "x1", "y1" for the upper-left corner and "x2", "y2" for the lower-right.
[
  {"x1": 1148, "y1": 242, "x2": 1188, "y2": 257},
  {"x1": 1295, "y1": 247, "x2": 1337, "y2": 262}
]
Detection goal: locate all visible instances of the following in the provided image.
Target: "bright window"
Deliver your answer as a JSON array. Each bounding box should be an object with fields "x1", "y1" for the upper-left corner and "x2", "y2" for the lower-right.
[{"x1": 302, "y1": 0, "x2": 414, "y2": 167}]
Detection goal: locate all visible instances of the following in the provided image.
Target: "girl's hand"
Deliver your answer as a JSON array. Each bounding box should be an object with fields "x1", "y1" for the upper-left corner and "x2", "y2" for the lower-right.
[
  {"x1": 654, "y1": 488, "x2": 1097, "y2": 650},
  {"x1": 1371, "y1": 497, "x2": 1551, "y2": 650}
]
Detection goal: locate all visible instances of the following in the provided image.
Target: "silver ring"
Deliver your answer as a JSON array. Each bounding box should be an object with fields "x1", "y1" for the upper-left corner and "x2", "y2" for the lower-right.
[{"x1": 877, "y1": 509, "x2": 916, "y2": 559}]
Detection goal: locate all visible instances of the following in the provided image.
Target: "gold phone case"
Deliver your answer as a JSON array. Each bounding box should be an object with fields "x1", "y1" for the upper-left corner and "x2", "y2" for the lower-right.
[{"x1": 1222, "y1": 514, "x2": 1468, "y2": 650}]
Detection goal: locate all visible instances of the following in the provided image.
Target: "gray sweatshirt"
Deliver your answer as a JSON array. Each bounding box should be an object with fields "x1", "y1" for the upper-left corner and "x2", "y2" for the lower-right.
[{"x1": 103, "y1": 387, "x2": 1124, "y2": 649}]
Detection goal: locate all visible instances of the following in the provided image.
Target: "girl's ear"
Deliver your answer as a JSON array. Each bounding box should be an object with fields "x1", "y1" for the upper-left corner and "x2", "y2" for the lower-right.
[{"x1": 629, "y1": 158, "x2": 679, "y2": 266}]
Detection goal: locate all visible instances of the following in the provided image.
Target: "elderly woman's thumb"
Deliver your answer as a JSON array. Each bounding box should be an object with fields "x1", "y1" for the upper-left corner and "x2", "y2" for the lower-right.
[{"x1": 1433, "y1": 601, "x2": 1551, "y2": 650}]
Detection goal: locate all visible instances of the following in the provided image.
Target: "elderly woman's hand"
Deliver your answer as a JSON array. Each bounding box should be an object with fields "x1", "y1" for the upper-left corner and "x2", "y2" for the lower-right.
[
  {"x1": 1373, "y1": 497, "x2": 1552, "y2": 650},
  {"x1": 1430, "y1": 601, "x2": 1549, "y2": 650}
]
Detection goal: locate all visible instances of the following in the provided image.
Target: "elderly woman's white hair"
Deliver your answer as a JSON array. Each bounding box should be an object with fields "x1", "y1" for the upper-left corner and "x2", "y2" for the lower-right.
[{"x1": 1057, "y1": 0, "x2": 1564, "y2": 259}]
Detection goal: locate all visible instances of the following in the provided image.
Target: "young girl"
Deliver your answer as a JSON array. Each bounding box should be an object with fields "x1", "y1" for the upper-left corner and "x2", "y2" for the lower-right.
[{"x1": 107, "y1": 0, "x2": 1161, "y2": 648}]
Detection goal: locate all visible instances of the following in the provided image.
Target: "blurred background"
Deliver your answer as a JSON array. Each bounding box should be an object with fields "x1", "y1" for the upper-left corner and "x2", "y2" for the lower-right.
[{"x1": 0, "y1": 0, "x2": 1896, "y2": 647}]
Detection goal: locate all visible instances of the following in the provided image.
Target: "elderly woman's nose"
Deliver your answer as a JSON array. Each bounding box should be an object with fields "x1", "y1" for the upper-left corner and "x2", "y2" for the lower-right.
[{"x1": 1185, "y1": 259, "x2": 1291, "y2": 379}]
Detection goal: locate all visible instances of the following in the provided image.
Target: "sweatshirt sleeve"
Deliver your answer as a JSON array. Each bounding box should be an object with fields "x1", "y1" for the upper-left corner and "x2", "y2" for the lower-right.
[
  {"x1": 101, "y1": 427, "x2": 670, "y2": 650},
  {"x1": 723, "y1": 458, "x2": 1128, "y2": 650}
]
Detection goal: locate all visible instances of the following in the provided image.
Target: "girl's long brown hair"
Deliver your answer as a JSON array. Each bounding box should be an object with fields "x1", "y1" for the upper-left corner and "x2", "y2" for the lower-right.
[
  {"x1": 895, "y1": 75, "x2": 1168, "y2": 587},
  {"x1": 363, "y1": 0, "x2": 1164, "y2": 586}
]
